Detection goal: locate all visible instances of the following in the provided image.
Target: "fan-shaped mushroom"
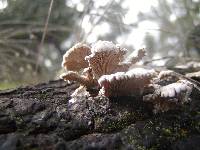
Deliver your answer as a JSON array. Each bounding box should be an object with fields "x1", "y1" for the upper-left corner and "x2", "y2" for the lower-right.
[{"x1": 62, "y1": 43, "x2": 91, "y2": 71}]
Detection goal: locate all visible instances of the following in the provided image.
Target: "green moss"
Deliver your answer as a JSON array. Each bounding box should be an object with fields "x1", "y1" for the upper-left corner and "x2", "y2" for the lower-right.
[
  {"x1": 38, "y1": 93, "x2": 49, "y2": 100},
  {"x1": 180, "y1": 129, "x2": 188, "y2": 138},
  {"x1": 136, "y1": 145, "x2": 146, "y2": 150},
  {"x1": 95, "y1": 111, "x2": 142, "y2": 133},
  {"x1": 0, "y1": 82, "x2": 21, "y2": 90},
  {"x1": 162, "y1": 128, "x2": 172, "y2": 136}
]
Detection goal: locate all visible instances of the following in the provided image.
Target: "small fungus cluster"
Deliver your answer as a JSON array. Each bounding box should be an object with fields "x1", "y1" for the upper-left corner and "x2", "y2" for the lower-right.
[{"x1": 60, "y1": 40, "x2": 194, "y2": 113}]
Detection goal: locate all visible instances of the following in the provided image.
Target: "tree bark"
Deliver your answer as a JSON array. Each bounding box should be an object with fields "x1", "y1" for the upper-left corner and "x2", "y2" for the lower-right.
[{"x1": 0, "y1": 79, "x2": 199, "y2": 150}]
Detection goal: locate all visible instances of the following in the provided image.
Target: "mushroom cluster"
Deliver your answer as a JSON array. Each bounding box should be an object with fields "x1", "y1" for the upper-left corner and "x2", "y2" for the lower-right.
[
  {"x1": 60, "y1": 41, "x2": 146, "y2": 96},
  {"x1": 60, "y1": 41, "x2": 194, "y2": 113}
]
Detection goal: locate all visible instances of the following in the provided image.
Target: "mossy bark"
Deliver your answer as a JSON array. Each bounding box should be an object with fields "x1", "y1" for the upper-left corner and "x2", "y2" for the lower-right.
[{"x1": 0, "y1": 79, "x2": 199, "y2": 150}]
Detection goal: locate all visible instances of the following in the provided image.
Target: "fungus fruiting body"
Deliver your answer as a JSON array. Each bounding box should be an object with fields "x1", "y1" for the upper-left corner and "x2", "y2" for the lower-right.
[
  {"x1": 98, "y1": 68, "x2": 157, "y2": 97},
  {"x1": 143, "y1": 80, "x2": 193, "y2": 113},
  {"x1": 60, "y1": 40, "x2": 195, "y2": 113},
  {"x1": 85, "y1": 40, "x2": 127, "y2": 78},
  {"x1": 62, "y1": 43, "x2": 91, "y2": 71}
]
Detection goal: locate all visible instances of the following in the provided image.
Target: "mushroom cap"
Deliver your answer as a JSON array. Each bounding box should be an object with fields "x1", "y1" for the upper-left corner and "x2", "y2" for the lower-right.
[
  {"x1": 98, "y1": 68, "x2": 157, "y2": 97},
  {"x1": 143, "y1": 79, "x2": 193, "y2": 113},
  {"x1": 62, "y1": 43, "x2": 91, "y2": 71},
  {"x1": 159, "y1": 79, "x2": 193, "y2": 98},
  {"x1": 90, "y1": 40, "x2": 125, "y2": 54},
  {"x1": 85, "y1": 41, "x2": 127, "y2": 78}
]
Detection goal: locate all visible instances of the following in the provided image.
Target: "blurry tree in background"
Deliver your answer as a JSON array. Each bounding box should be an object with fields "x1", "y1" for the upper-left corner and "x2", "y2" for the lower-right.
[
  {"x1": 0, "y1": 0, "x2": 129, "y2": 89},
  {"x1": 138, "y1": 0, "x2": 200, "y2": 58},
  {"x1": 186, "y1": 24, "x2": 200, "y2": 55},
  {"x1": 0, "y1": 0, "x2": 78, "y2": 87},
  {"x1": 71, "y1": 0, "x2": 129, "y2": 43},
  {"x1": 0, "y1": 0, "x2": 200, "y2": 90}
]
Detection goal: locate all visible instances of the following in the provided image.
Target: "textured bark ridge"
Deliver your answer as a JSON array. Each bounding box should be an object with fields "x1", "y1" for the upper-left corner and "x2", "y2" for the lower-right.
[{"x1": 0, "y1": 79, "x2": 199, "y2": 150}]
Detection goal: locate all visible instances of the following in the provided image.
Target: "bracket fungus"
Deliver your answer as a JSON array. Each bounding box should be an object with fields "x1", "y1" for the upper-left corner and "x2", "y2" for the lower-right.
[
  {"x1": 143, "y1": 80, "x2": 193, "y2": 113},
  {"x1": 98, "y1": 68, "x2": 157, "y2": 97},
  {"x1": 62, "y1": 43, "x2": 91, "y2": 71},
  {"x1": 85, "y1": 40, "x2": 127, "y2": 78},
  {"x1": 60, "y1": 40, "x2": 196, "y2": 113}
]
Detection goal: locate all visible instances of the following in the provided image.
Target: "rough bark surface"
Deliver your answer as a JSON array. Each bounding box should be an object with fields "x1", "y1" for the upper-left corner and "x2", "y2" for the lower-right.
[{"x1": 0, "y1": 79, "x2": 199, "y2": 150}]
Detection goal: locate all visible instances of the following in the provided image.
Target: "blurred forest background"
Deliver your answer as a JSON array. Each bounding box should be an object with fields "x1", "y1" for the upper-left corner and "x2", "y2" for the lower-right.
[{"x1": 0, "y1": 0, "x2": 199, "y2": 90}]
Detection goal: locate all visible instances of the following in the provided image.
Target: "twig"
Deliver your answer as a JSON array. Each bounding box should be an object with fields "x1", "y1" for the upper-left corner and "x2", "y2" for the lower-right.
[
  {"x1": 82, "y1": 0, "x2": 114, "y2": 43},
  {"x1": 4, "y1": 26, "x2": 72, "y2": 39},
  {"x1": 75, "y1": 0, "x2": 92, "y2": 42},
  {"x1": 0, "y1": 20, "x2": 63, "y2": 26},
  {"x1": 143, "y1": 56, "x2": 174, "y2": 65},
  {"x1": 35, "y1": 0, "x2": 54, "y2": 72}
]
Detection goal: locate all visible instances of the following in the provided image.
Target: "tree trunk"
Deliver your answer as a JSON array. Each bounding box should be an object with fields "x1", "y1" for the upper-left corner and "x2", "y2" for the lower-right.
[{"x1": 0, "y1": 79, "x2": 199, "y2": 150}]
